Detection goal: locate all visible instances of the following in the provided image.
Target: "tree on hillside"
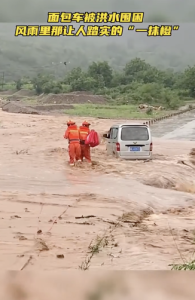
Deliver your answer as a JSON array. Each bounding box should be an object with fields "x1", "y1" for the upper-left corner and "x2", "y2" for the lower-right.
[
  {"x1": 15, "y1": 79, "x2": 22, "y2": 90},
  {"x1": 136, "y1": 66, "x2": 161, "y2": 84},
  {"x1": 182, "y1": 66, "x2": 195, "y2": 97},
  {"x1": 124, "y1": 58, "x2": 150, "y2": 76},
  {"x1": 65, "y1": 66, "x2": 104, "y2": 91},
  {"x1": 88, "y1": 61, "x2": 113, "y2": 87},
  {"x1": 124, "y1": 58, "x2": 163, "y2": 85},
  {"x1": 160, "y1": 70, "x2": 177, "y2": 88},
  {"x1": 31, "y1": 73, "x2": 62, "y2": 94},
  {"x1": 65, "y1": 67, "x2": 83, "y2": 85}
]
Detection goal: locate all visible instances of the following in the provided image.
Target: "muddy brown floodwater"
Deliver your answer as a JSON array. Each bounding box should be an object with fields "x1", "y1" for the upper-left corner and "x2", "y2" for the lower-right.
[{"x1": 1, "y1": 109, "x2": 195, "y2": 273}]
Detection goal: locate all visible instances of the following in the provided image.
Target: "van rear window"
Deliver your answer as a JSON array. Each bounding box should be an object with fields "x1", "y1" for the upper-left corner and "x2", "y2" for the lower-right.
[{"x1": 121, "y1": 126, "x2": 149, "y2": 141}]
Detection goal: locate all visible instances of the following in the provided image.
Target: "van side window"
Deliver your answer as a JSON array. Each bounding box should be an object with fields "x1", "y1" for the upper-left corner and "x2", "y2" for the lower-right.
[{"x1": 110, "y1": 128, "x2": 118, "y2": 139}]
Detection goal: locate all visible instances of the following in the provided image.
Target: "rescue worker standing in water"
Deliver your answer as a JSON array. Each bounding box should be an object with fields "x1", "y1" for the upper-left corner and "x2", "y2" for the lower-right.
[
  {"x1": 79, "y1": 121, "x2": 91, "y2": 163},
  {"x1": 64, "y1": 120, "x2": 81, "y2": 166}
]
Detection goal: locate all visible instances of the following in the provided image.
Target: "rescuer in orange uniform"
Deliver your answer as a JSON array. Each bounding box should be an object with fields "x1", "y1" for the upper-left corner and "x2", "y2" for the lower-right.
[
  {"x1": 79, "y1": 121, "x2": 91, "y2": 163},
  {"x1": 64, "y1": 120, "x2": 81, "y2": 166}
]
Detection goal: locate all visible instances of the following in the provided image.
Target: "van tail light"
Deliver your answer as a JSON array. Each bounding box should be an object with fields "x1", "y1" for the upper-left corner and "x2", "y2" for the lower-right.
[
  {"x1": 150, "y1": 142, "x2": 153, "y2": 151},
  {"x1": 116, "y1": 142, "x2": 120, "y2": 151}
]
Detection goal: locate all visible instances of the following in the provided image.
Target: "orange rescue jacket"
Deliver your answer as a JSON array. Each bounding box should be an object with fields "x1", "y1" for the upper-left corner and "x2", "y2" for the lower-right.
[
  {"x1": 79, "y1": 126, "x2": 90, "y2": 142},
  {"x1": 64, "y1": 125, "x2": 80, "y2": 144}
]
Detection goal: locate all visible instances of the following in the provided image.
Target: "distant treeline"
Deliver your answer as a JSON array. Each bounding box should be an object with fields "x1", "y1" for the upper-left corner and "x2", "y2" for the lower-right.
[{"x1": 4, "y1": 58, "x2": 195, "y2": 110}]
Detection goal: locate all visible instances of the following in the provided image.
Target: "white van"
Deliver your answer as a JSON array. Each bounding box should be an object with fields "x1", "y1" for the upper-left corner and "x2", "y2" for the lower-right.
[{"x1": 103, "y1": 123, "x2": 152, "y2": 160}]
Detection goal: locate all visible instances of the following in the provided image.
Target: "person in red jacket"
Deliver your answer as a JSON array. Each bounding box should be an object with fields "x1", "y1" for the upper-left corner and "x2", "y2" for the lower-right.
[
  {"x1": 64, "y1": 120, "x2": 81, "y2": 166},
  {"x1": 79, "y1": 120, "x2": 91, "y2": 163}
]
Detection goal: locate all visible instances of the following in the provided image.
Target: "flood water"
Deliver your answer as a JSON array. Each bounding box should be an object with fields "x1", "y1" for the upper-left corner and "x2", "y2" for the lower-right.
[
  {"x1": 1, "y1": 109, "x2": 195, "y2": 271},
  {"x1": 151, "y1": 110, "x2": 195, "y2": 140}
]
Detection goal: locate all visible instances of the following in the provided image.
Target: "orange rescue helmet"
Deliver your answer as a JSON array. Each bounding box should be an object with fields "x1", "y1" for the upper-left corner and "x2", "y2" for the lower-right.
[
  {"x1": 67, "y1": 120, "x2": 75, "y2": 126},
  {"x1": 82, "y1": 120, "x2": 91, "y2": 126}
]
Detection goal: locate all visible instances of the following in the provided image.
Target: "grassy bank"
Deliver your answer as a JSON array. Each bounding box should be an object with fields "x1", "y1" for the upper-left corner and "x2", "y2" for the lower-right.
[{"x1": 65, "y1": 104, "x2": 173, "y2": 119}]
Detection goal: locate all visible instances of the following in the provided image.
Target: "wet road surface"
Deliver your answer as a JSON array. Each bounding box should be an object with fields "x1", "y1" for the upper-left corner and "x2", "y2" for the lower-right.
[{"x1": 151, "y1": 110, "x2": 195, "y2": 140}]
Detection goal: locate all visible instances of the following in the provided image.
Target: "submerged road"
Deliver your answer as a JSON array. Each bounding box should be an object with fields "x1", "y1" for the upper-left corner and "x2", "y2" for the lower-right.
[
  {"x1": 151, "y1": 110, "x2": 195, "y2": 140},
  {"x1": 1, "y1": 110, "x2": 195, "y2": 271}
]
